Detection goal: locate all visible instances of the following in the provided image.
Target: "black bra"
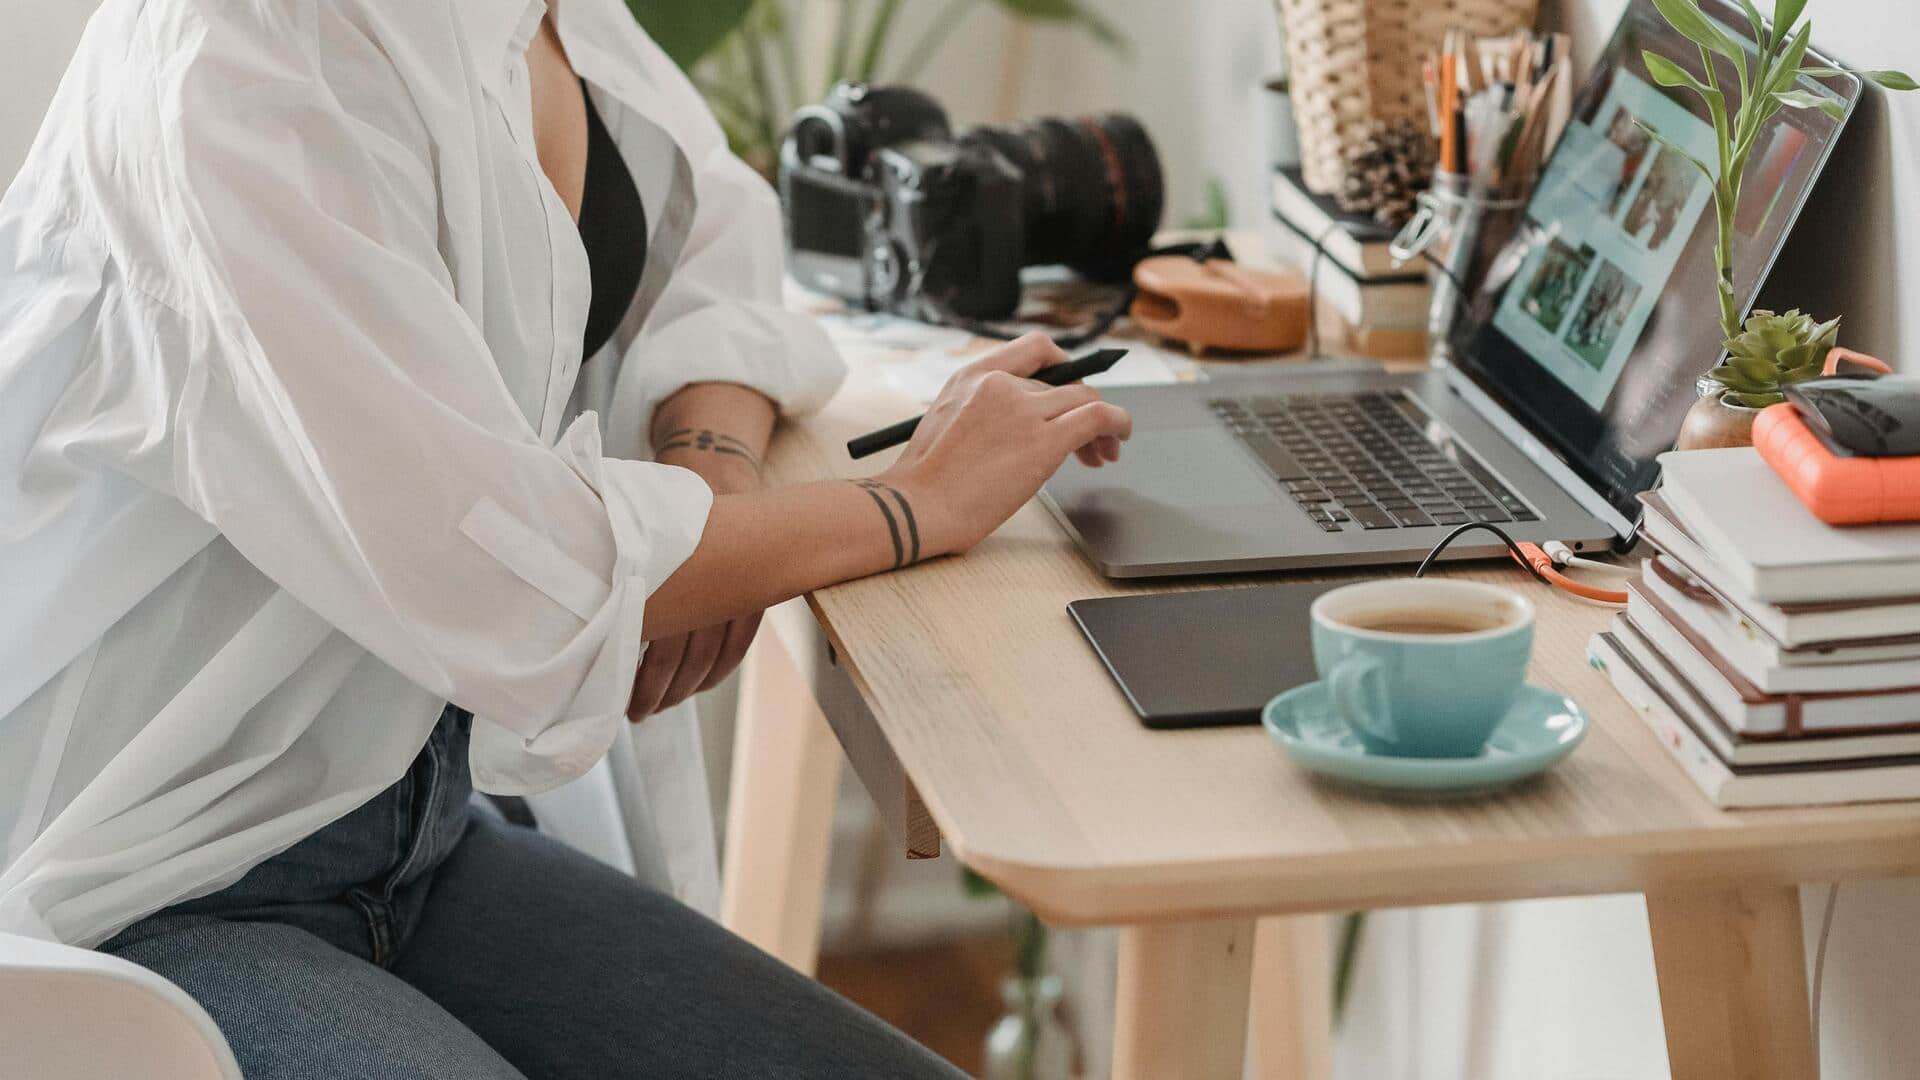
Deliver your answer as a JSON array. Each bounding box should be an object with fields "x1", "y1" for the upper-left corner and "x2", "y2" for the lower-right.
[{"x1": 576, "y1": 80, "x2": 647, "y2": 360}]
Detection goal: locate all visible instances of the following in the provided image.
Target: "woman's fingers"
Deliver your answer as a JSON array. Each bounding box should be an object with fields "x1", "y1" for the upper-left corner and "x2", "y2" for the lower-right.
[
  {"x1": 658, "y1": 625, "x2": 725, "y2": 712},
  {"x1": 1071, "y1": 431, "x2": 1123, "y2": 468},
  {"x1": 1033, "y1": 381, "x2": 1101, "y2": 419},
  {"x1": 631, "y1": 615, "x2": 766, "y2": 720},
  {"x1": 1050, "y1": 399, "x2": 1133, "y2": 457},
  {"x1": 699, "y1": 611, "x2": 763, "y2": 693},
  {"x1": 962, "y1": 332, "x2": 1067, "y2": 379},
  {"x1": 629, "y1": 634, "x2": 687, "y2": 720},
  {"x1": 1041, "y1": 386, "x2": 1119, "y2": 467}
]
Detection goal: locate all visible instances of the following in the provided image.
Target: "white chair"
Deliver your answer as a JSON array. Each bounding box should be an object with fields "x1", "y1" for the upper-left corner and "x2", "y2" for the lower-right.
[{"x1": 0, "y1": 931, "x2": 241, "y2": 1080}]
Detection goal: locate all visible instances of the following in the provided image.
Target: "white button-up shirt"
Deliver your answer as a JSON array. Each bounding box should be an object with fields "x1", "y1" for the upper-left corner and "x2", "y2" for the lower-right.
[{"x1": 0, "y1": 0, "x2": 842, "y2": 947}]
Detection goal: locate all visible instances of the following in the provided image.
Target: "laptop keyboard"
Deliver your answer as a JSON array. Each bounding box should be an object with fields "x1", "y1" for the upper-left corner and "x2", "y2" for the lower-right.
[{"x1": 1207, "y1": 391, "x2": 1538, "y2": 533}]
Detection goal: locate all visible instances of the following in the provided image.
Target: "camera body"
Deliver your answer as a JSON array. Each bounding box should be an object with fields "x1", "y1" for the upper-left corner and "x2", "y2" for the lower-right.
[{"x1": 780, "y1": 83, "x2": 1161, "y2": 323}]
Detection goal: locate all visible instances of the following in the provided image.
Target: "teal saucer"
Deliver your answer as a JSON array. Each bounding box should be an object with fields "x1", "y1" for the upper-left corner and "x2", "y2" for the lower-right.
[{"x1": 1262, "y1": 681, "x2": 1588, "y2": 797}]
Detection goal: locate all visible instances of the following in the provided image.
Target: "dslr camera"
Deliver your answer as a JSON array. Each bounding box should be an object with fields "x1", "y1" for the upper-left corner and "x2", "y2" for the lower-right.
[{"x1": 779, "y1": 83, "x2": 1164, "y2": 323}]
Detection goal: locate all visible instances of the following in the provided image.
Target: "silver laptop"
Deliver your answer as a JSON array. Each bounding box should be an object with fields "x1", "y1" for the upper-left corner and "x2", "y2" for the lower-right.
[{"x1": 1043, "y1": 0, "x2": 1860, "y2": 579}]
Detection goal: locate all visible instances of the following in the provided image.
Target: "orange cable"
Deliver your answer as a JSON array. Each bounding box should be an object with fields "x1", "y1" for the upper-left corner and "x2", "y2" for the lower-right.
[{"x1": 1513, "y1": 542, "x2": 1629, "y2": 605}]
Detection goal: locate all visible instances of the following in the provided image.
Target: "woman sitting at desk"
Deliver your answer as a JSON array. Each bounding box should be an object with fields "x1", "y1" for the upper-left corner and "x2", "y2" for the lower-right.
[{"x1": 0, "y1": 0, "x2": 1130, "y2": 1075}]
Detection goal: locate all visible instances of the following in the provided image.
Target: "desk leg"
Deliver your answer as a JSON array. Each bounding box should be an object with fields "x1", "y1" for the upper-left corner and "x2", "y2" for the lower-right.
[
  {"x1": 1246, "y1": 916, "x2": 1333, "y2": 1080},
  {"x1": 718, "y1": 632, "x2": 842, "y2": 976},
  {"x1": 1113, "y1": 918, "x2": 1257, "y2": 1080},
  {"x1": 1645, "y1": 886, "x2": 1817, "y2": 1080}
]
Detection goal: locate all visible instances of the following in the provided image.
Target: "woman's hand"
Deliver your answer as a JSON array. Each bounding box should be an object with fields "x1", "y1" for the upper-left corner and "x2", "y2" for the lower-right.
[
  {"x1": 628, "y1": 610, "x2": 763, "y2": 719},
  {"x1": 629, "y1": 451, "x2": 763, "y2": 718},
  {"x1": 879, "y1": 333, "x2": 1133, "y2": 559}
]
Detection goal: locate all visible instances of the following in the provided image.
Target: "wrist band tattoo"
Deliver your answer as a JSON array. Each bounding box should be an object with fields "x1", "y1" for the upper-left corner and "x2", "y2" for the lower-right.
[
  {"x1": 655, "y1": 429, "x2": 761, "y2": 472},
  {"x1": 854, "y1": 479, "x2": 921, "y2": 569}
]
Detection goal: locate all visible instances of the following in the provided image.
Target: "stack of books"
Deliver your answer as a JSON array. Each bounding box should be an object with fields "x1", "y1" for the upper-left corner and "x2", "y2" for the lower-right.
[
  {"x1": 1265, "y1": 165, "x2": 1431, "y2": 357},
  {"x1": 1590, "y1": 448, "x2": 1920, "y2": 808}
]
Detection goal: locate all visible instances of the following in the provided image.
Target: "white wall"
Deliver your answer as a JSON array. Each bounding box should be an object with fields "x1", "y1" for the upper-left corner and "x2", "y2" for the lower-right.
[{"x1": 897, "y1": 0, "x2": 1285, "y2": 230}]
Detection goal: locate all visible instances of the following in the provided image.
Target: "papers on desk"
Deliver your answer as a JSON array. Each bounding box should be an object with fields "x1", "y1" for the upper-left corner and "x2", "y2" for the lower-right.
[
  {"x1": 810, "y1": 306, "x2": 977, "y2": 357},
  {"x1": 794, "y1": 284, "x2": 1192, "y2": 405},
  {"x1": 874, "y1": 336, "x2": 1186, "y2": 403}
]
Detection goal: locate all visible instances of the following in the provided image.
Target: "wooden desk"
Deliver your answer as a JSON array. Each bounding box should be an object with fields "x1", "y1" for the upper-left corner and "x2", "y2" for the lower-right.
[{"x1": 721, "y1": 368, "x2": 1920, "y2": 1080}]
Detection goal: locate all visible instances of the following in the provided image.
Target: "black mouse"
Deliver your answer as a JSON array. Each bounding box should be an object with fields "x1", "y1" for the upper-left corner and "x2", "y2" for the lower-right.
[{"x1": 1785, "y1": 376, "x2": 1920, "y2": 457}]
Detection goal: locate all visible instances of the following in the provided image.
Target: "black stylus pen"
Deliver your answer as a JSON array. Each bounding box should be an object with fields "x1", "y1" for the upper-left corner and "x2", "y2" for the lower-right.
[{"x1": 846, "y1": 348, "x2": 1129, "y2": 460}]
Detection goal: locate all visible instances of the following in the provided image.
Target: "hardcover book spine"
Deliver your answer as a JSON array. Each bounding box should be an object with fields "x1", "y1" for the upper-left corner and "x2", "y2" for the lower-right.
[{"x1": 1590, "y1": 633, "x2": 1738, "y2": 807}]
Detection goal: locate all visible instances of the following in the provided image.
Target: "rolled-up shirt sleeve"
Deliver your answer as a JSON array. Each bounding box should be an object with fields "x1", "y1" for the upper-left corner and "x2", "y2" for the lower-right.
[
  {"x1": 614, "y1": 61, "x2": 846, "y2": 446},
  {"x1": 159, "y1": 26, "x2": 702, "y2": 788}
]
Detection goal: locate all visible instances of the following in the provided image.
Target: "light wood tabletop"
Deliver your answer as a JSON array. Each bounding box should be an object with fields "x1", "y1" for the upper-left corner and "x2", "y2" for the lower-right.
[
  {"x1": 717, "y1": 357, "x2": 1920, "y2": 1080},
  {"x1": 763, "y1": 372, "x2": 1920, "y2": 926}
]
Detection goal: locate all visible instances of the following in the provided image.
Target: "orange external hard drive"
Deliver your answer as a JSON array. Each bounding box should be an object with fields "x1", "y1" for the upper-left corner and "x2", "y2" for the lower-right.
[{"x1": 1754, "y1": 403, "x2": 1920, "y2": 525}]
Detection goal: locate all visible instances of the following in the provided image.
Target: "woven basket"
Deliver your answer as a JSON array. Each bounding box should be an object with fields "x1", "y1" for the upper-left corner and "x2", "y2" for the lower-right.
[{"x1": 1277, "y1": 0, "x2": 1538, "y2": 194}]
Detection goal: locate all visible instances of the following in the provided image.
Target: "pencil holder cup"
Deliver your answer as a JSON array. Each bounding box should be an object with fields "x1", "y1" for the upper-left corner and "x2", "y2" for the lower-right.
[{"x1": 1390, "y1": 172, "x2": 1526, "y2": 360}]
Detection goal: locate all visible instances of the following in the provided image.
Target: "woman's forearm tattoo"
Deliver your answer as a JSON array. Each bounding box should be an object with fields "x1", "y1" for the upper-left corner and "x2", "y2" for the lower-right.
[
  {"x1": 655, "y1": 429, "x2": 761, "y2": 473},
  {"x1": 853, "y1": 479, "x2": 921, "y2": 569}
]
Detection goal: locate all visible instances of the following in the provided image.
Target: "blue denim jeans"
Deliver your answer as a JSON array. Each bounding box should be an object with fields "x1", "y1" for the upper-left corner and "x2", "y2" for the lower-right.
[{"x1": 101, "y1": 705, "x2": 964, "y2": 1080}]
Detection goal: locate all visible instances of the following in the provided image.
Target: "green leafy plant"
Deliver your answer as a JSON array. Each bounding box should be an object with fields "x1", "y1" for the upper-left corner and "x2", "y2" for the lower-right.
[
  {"x1": 1639, "y1": 0, "x2": 1915, "y2": 349},
  {"x1": 1707, "y1": 308, "x2": 1837, "y2": 407},
  {"x1": 963, "y1": 867, "x2": 1056, "y2": 1080},
  {"x1": 962, "y1": 866, "x2": 1048, "y2": 982},
  {"x1": 1179, "y1": 176, "x2": 1233, "y2": 231},
  {"x1": 626, "y1": 0, "x2": 1126, "y2": 176}
]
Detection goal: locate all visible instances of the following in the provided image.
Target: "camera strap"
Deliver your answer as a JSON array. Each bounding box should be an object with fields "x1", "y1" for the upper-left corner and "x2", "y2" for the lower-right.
[{"x1": 935, "y1": 237, "x2": 1235, "y2": 350}]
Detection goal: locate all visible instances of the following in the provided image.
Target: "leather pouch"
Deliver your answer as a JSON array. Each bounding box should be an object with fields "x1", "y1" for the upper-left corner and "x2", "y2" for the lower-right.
[{"x1": 1130, "y1": 257, "x2": 1310, "y2": 354}]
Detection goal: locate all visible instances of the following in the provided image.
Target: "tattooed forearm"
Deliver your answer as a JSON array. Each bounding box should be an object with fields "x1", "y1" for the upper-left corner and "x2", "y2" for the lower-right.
[
  {"x1": 853, "y1": 479, "x2": 922, "y2": 570},
  {"x1": 654, "y1": 429, "x2": 762, "y2": 473}
]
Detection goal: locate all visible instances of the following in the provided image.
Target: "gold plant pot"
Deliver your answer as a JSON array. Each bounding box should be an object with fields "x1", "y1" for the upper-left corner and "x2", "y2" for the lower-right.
[{"x1": 1675, "y1": 387, "x2": 1764, "y2": 451}]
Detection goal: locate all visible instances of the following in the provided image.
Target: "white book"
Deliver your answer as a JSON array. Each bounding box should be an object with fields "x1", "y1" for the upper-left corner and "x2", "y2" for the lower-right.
[
  {"x1": 1642, "y1": 557, "x2": 1920, "y2": 665},
  {"x1": 1265, "y1": 219, "x2": 1431, "y2": 331},
  {"x1": 1591, "y1": 630, "x2": 1920, "y2": 808},
  {"x1": 1622, "y1": 584, "x2": 1920, "y2": 735},
  {"x1": 1268, "y1": 166, "x2": 1414, "y2": 279},
  {"x1": 1636, "y1": 567, "x2": 1920, "y2": 691},
  {"x1": 1640, "y1": 493, "x2": 1920, "y2": 646},
  {"x1": 1657, "y1": 448, "x2": 1920, "y2": 603},
  {"x1": 1605, "y1": 619, "x2": 1920, "y2": 765}
]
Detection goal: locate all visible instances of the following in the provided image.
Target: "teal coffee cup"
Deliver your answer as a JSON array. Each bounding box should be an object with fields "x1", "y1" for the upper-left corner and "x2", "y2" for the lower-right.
[{"x1": 1309, "y1": 579, "x2": 1535, "y2": 758}]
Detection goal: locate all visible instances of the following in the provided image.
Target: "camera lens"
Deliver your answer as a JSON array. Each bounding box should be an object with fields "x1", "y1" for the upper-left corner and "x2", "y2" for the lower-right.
[{"x1": 960, "y1": 114, "x2": 1163, "y2": 282}]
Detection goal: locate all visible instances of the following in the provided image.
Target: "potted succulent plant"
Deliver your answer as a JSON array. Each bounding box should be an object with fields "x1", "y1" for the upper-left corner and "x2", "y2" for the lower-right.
[
  {"x1": 1638, "y1": 0, "x2": 1914, "y2": 448},
  {"x1": 1678, "y1": 308, "x2": 1836, "y2": 448}
]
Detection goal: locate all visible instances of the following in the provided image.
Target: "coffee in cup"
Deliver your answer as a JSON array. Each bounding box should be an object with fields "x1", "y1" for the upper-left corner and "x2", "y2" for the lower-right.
[
  {"x1": 1339, "y1": 608, "x2": 1510, "y2": 637},
  {"x1": 1309, "y1": 579, "x2": 1535, "y2": 758}
]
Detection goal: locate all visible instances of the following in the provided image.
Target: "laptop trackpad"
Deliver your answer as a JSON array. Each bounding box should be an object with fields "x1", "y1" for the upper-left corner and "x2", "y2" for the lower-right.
[
  {"x1": 1067, "y1": 429, "x2": 1272, "y2": 507},
  {"x1": 1049, "y1": 429, "x2": 1278, "y2": 565}
]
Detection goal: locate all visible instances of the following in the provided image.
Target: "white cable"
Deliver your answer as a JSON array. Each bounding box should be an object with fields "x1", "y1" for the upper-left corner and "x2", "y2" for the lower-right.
[
  {"x1": 1565, "y1": 555, "x2": 1639, "y2": 577},
  {"x1": 1810, "y1": 882, "x2": 1842, "y2": 1068},
  {"x1": 1540, "y1": 540, "x2": 1637, "y2": 576}
]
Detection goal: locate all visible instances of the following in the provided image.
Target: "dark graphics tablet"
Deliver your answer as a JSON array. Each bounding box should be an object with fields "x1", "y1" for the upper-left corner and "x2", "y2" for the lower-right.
[{"x1": 1068, "y1": 582, "x2": 1337, "y2": 729}]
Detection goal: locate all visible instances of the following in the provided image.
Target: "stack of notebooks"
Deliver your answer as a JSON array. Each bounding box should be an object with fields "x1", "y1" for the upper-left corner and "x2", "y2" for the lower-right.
[
  {"x1": 1590, "y1": 448, "x2": 1920, "y2": 808},
  {"x1": 1266, "y1": 166, "x2": 1430, "y2": 357}
]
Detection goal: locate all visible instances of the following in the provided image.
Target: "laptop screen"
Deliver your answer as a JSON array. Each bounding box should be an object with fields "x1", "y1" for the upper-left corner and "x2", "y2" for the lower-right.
[{"x1": 1448, "y1": 0, "x2": 1858, "y2": 527}]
